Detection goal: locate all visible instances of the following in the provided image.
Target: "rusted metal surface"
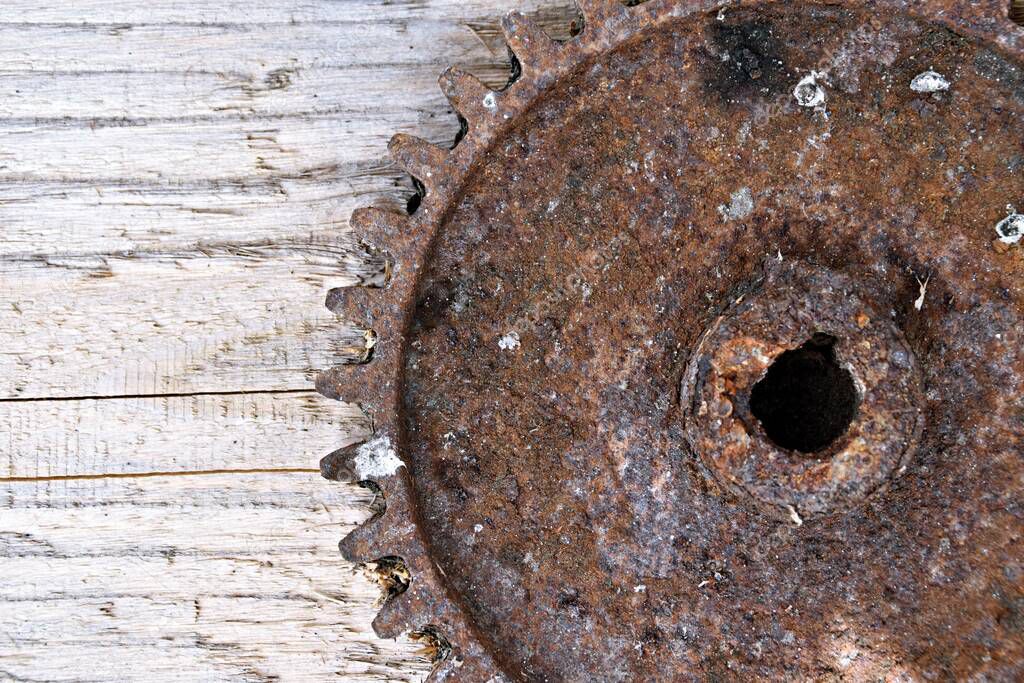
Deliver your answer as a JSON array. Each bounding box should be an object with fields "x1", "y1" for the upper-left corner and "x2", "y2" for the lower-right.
[
  {"x1": 682, "y1": 263, "x2": 925, "y2": 520},
  {"x1": 318, "y1": 1, "x2": 1024, "y2": 680}
]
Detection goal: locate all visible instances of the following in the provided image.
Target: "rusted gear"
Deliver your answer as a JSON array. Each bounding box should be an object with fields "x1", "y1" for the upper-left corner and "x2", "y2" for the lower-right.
[{"x1": 317, "y1": 1, "x2": 1024, "y2": 680}]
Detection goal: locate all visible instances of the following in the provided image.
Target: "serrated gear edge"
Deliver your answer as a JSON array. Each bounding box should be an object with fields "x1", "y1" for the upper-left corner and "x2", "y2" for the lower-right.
[{"x1": 313, "y1": 1, "x2": 1023, "y2": 680}]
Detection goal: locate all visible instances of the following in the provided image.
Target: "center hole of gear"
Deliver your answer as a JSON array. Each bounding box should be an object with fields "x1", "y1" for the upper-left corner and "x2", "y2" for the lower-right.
[{"x1": 749, "y1": 333, "x2": 859, "y2": 454}]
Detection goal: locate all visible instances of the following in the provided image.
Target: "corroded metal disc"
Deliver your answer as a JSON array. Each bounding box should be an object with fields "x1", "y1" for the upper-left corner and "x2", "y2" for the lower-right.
[{"x1": 319, "y1": 1, "x2": 1024, "y2": 680}]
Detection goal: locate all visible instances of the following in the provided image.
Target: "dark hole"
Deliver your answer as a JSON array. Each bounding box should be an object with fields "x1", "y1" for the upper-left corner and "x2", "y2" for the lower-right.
[
  {"x1": 504, "y1": 49, "x2": 522, "y2": 90},
  {"x1": 405, "y1": 176, "x2": 426, "y2": 215},
  {"x1": 451, "y1": 113, "x2": 469, "y2": 149},
  {"x1": 569, "y1": 15, "x2": 584, "y2": 38},
  {"x1": 371, "y1": 555, "x2": 410, "y2": 598},
  {"x1": 1012, "y1": 1, "x2": 1024, "y2": 26},
  {"x1": 749, "y1": 333, "x2": 859, "y2": 454}
]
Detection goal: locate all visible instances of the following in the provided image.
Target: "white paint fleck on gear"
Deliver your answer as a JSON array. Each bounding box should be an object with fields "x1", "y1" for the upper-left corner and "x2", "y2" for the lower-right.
[
  {"x1": 793, "y1": 72, "x2": 827, "y2": 108},
  {"x1": 718, "y1": 187, "x2": 754, "y2": 221},
  {"x1": 910, "y1": 70, "x2": 951, "y2": 93},
  {"x1": 473, "y1": 524, "x2": 484, "y2": 533},
  {"x1": 633, "y1": 584, "x2": 646, "y2": 593},
  {"x1": 995, "y1": 210, "x2": 1024, "y2": 245},
  {"x1": 354, "y1": 436, "x2": 405, "y2": 479},
  {"x1": 482, "y1": 92, "x2": 498, "y2": 112},
  {"x1": 914, "y1": 274, "x2": 930, "y2": 311},
  {"x1": 736, "y1": 119, "x2": 752, "y2": 144},
  {"x1": 498, "y1": 331, "x2": 521, "y2": 350},
  {"x1": 787, "y1": 505, "x2": 804, "y2": 526}
]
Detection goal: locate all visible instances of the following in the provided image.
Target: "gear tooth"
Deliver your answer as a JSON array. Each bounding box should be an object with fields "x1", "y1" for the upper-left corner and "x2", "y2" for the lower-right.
[
  {"x1": 501, "y1": 11, "x2": 558, "y2": 69},
  {"x1": 315, "y1": 365, "x2": 377, "y2": 407},
  {"x1": 349, "y1": 206, "x2": 409, "y2": 255},
  {"x1": 325, "y1": 285, "x2": 371, "y2": 319},
  {"x1": 438, "y1": 67, "x2": 495, "y2": 125},
  {"x1": 575, "y1": 0, "x2": 628, "y2": 24},
  {"x1": 325, "y1": 286, "x2": 379, "y2": 323},
  {"x1": 423, "y1": 668, "x2": 448, "y2": 683},
  {"x1": 426, "y1": 654, "x2": 483, "y2": 682},
  {"x1": 339, "y1": 514, "x2": 389, "y2": 563},
  {"x1": 372, "y1": 593, "x2": 415, "y2": 639},
  {"x1": 320, "y1": 441, "x2": 361, "y2": 482},
  {"x1": 388, "y1": 134, "x2": 448, "y2": 190}
]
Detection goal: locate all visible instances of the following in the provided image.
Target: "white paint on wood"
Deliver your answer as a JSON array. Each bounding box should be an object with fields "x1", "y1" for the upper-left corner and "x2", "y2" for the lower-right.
[{"x1": 0, "y1": 0, "x2": 579, "y2": 680}]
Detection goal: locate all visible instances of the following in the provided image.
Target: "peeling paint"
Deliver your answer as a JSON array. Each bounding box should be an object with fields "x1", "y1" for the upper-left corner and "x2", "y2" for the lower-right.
[
  {"x1": 995, "y1": 209, "x2": 1024, "y2": 244},
  {"x1": 911, "y1": 70, "x2": 951, "y2": 93},
  {"x1": 354, "y1": 436, "x2": 404, "y2": 480},
  {"x1": 793, "y1": 71, "x2": 827, "y2": 107}
]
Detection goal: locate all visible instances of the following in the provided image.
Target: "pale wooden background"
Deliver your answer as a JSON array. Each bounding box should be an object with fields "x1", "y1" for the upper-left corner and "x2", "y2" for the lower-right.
[{"x1": 0, "y1": 1, "x2": 578, "y2": 680}]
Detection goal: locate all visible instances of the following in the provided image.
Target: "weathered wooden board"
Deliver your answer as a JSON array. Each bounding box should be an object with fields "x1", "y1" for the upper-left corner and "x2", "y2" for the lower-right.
[
  {"x1": 0, "y1": 0, "x2": 575, "y2": 25},
  {"x1": 0, "y1": 392, "x2": 366, "y2": 478},
  {"x1": 0, "y1": 0, "x2": 579, "y2": 680},
  {"x1": 0, "y1": 474, "x2": 431, "y2": 682},
  {"x1": 0, "y1": 246, "x2": 374, "y2": 399}
]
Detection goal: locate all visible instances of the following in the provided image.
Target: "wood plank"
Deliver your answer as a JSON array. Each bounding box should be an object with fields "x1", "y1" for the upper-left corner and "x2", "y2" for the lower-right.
[
  {"x1": 0, "y1": 0, "x2": 576, "y2": 26},
  {"x1": 0, "y1": 65, "x2": 462, "y2": 120},
  {"x1": 0, "y1": 116, "x2": 438, "y2": 183},
  {"x1": 0, "y1": 5, "x2": 576, "y2": 123},
  {"x1": 0, "y1": 22, "x2": 503, "y2": 74},
  {"x1": 0, "y1": 470, "x2": 353, "y2": 509},
  {"x1": 0, "y1": 175, "x2": 402, "y2": 258},
  {"x1": 0, "y1": 473, "x2": 431, "y2": 683},
  {"x1": 0, "y1": 392, "x2": 365, "y2": 479},
  {"x1": 0, "y1": 245, "x2": 379, "y2": 400}
]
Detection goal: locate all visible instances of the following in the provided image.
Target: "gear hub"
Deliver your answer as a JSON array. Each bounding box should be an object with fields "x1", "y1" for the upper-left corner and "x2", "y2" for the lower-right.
[
  {"x1": 681, "y1": 262, "x2": 924, "y2": 519},
  {"x1": 317, "y1": 1, "x2": 1024, "y2": 680}
]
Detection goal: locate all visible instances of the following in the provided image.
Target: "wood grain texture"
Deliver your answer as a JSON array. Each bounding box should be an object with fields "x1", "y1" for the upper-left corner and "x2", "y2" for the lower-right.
[
  {"x1": 1, "y1": 474, "x2": 429, "y2": 683},
  {"x1": 0, "y1": 246, "x2": 376, "y2": 399},
  {"x1": 0, "y1": 0, "x2": 579, "y2": 680},
  {"x1": 0, "y1": 392, "x2": 366, "y2": 478}
]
